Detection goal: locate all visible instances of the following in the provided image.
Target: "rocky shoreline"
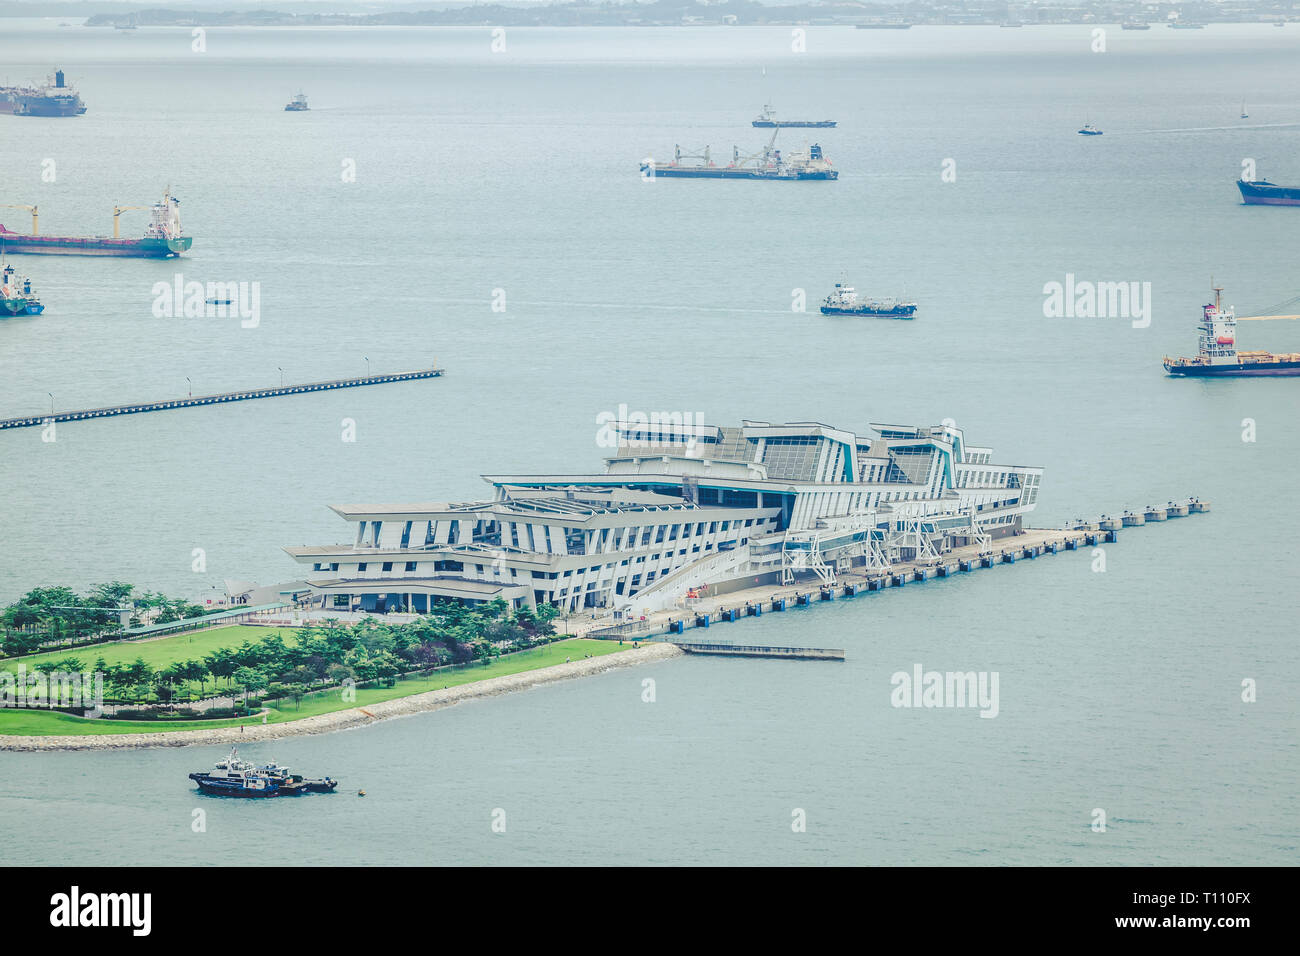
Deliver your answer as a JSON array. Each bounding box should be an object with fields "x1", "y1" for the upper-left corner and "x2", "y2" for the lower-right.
[{"x1": 0, "y1": 642, "x2": 682, "y2": 752}]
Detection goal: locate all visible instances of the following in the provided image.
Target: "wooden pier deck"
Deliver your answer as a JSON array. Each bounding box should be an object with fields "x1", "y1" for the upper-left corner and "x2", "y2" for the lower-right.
[{"x1": 0, "y1": 368, "x2": 444, "y2": 430}]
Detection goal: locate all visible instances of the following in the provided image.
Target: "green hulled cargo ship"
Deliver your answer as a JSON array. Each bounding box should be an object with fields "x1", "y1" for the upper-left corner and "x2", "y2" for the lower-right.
[{"x1": 0, "y1": 189, "x2": 192, "y2": 258}]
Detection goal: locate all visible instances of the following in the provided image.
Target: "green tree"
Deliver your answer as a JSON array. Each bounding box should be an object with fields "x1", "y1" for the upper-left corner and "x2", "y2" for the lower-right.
[
  {"x1": 231, "y1": 667, "x2": 267, "y2": 710},
  {"x1": 204, "y1": 650, "x2": 237, "y2": 686},
  {"x1": 326, "y1": 663, "x2": 355, "y2": 686}
]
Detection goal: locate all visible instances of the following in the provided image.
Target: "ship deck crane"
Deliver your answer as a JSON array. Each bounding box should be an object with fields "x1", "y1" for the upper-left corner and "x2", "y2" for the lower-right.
[
  {"x1": 673, "y1": 144, "x2": 713, "y2": 166},
  {"x1": 0, "y1": 204, "x2": 37, "y2": 234},
  {"x1": 1235, "y1": 294, "x2": 1300, "y2": 321},
  {"x1": 113, "y1": 204, "x2": 150, "y2": 239},
  {"x1": 732, "y1": 126, "x2": 783, "y2": 169}
]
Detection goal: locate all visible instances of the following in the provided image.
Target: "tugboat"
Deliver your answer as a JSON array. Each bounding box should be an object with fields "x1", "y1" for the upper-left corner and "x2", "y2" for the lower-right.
[
  {"x1": 820, "y1": 280, "x2": 916, "y2": 319},
  {"x1": 188, "y1": 748, "x2": 338, "y2": 797},
  {"x1": 0, "y1": 262, "x2": 41, "y2": 316},
  {"x1": 1163, "y1": 284, "x2": 1300, "y2": 377},
  {"x1": 1077, "y1": 123, "x2": 1103, "y2": 136},
  {"x1": 284, "y1": 91, "x2": 309, "y2": 112},
  {"x1": 751, "y1": 103, "x2": 836, "y2": 129}
]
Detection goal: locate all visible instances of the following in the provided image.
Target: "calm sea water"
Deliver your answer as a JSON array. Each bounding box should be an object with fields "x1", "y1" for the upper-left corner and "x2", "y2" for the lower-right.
[{"x1": 1, "y1": 22, "x2": 1297, "y2": 865}]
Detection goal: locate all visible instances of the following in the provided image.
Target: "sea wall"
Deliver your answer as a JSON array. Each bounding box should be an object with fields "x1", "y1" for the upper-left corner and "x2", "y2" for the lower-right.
[{"x1": 0, "y1": 642, "x2": 681, "y2": 752}]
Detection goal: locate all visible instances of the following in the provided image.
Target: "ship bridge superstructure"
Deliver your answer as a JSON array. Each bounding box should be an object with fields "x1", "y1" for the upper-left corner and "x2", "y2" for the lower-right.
[
  {"x1": 287, "y1": 419, "x2": 1041, "y2": 615},
  {"x1": 1197, "y1": 285, "x2": 1237, "y2": 364}
]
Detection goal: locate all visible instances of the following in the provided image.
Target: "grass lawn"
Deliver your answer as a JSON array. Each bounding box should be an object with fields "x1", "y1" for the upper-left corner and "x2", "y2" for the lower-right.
[
  {"x1": 0, "y1": 625, "x2": 297, "y2": 679},
  {"x1": 0, "y1": 638, "x2": 627, "y2": 737}
]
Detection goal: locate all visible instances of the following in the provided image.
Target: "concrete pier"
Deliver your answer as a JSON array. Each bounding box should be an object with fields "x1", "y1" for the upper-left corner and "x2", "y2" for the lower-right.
[
  {"x1": 591, "y1": 505, "x2": 1206, "y2": 644},
  {"x1": 1144, "y1": 506, "x2": 1168, "y2": 521},
  {"x1": 0, "y1": 368, "x2": 444, "y2": 430},
  {"x1": 1122, "y1": 511, "x2": 1146, "y2": 527}
]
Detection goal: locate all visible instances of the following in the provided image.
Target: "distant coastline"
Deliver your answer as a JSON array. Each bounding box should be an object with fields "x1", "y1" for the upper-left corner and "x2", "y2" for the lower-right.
[{"x1": 46, "y1": 3, "x2": 1293, "y2": 31}]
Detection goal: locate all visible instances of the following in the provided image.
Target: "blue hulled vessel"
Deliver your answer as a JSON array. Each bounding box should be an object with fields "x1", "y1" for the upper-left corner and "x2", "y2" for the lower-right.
[
  {"x1": 1, "y1": 263, "x2": 42, "y2": 316},
  {"x1": 189, "y1": 748, "x2": 338, "y2": 797},
  {"x1": 820, "y1": 281, "x2": 917, "y2": 319}
]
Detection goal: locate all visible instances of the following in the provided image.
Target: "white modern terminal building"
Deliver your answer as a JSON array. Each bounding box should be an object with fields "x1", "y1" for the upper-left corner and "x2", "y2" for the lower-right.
[{"x1": 285, "y1": 420, "x2": 1042, "y2": 616}]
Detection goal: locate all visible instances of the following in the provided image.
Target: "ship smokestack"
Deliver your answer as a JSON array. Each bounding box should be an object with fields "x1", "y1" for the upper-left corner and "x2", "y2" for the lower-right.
[{"x1": 55, "y1": 69, "x2": 65, "y2": 88}]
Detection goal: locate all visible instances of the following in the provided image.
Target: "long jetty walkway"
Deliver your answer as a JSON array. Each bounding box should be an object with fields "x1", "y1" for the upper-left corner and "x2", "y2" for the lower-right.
[
  {"x1": 0, "y1": 368, "x2": 444, "y2": 430},
  {"x1": 592, "y1": 505, "x2": 1208, "y2": 644},
  {"x1": 673, "y1": 642, "x2": 845, "y2": 660}
]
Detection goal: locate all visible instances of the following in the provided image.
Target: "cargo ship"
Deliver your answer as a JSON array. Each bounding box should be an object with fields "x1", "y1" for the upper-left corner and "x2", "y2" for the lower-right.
[
  {"x1": 0, "y1": 189, "x2": 192, "y2": 258},
  {"x1": 820, "y1": 281, "x2": 916, "y2": 318},
  {"x1": 752, "y1": 103, "x2": 836, "y2": 129},
  {"x1": 1237, "y1": 178, "x2": 1300, "y2": 206},
  {"x1": 1163, "y1": 285, "x2": 1300, "y2": 377},
  {"x1": 642, "y1": 131, "x2": 837, "y2": 181},
  {"x1": 0, "y1": 69, "x2": 86, "y2": 117},
  {"x1": 1, "y1": 263, "x2": 43, "y2": 316}
]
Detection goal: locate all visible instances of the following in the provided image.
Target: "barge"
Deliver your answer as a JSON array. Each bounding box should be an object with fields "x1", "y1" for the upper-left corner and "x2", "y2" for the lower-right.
[{"x1": 751, "y1": 103, "x2": 836, "y2": 129}]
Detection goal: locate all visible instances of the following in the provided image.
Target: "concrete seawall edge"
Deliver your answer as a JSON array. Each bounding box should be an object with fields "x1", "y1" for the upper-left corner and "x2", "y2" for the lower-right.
[{"x1": 0, "y1": 642, "x2": 683, "y2": 752}]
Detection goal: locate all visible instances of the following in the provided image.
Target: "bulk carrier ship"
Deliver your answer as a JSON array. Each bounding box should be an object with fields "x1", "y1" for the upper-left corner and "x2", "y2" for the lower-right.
[
  {"x1": 0, "y1": 69, "x2": 86, "y2": 117},
  {"x1": 1163, "y1": 285, "x2": 1300, "y2": 377},
  {"x1": 642, "y1": 129, "x2": 837, "y2": 181},
  {"x1": 0, "y1": 189, "x2": 192, "y2": 258}
]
